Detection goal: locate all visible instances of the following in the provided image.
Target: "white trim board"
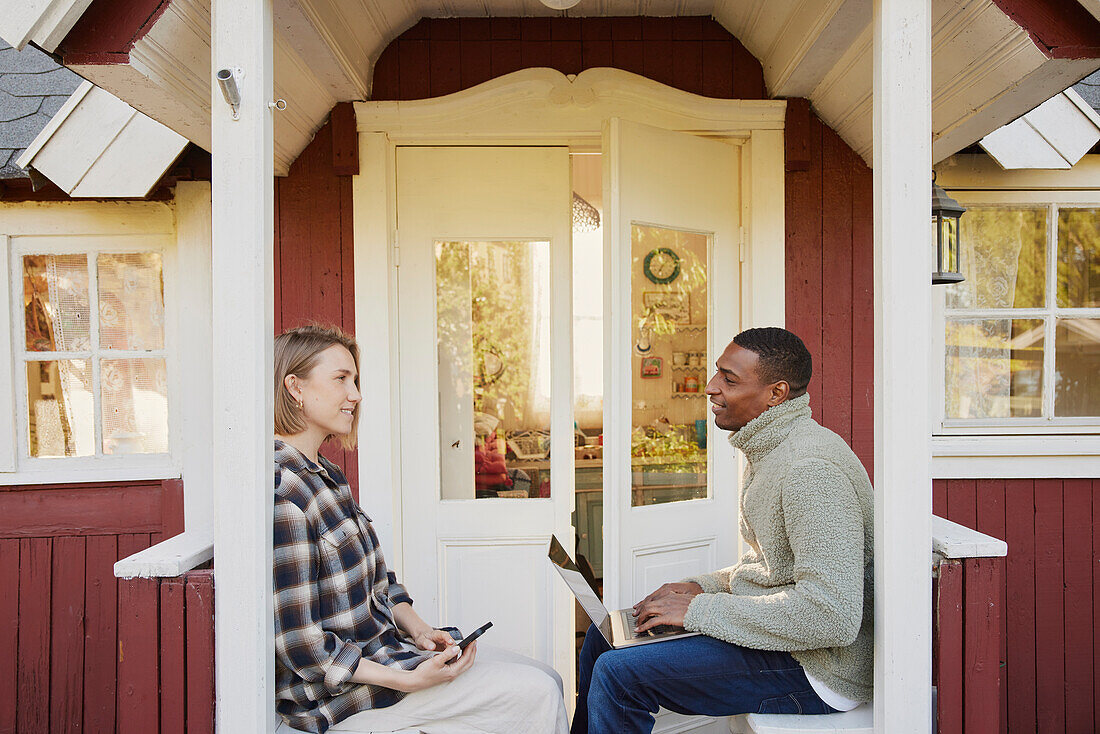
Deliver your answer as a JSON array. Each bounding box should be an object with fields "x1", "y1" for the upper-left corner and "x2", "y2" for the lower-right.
[{"x1": 17, "y1": 81, "x2": 188, "y2": 198}]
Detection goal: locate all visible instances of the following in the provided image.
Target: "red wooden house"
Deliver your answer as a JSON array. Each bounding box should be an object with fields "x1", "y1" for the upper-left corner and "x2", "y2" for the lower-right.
[{"x1": 0, "y1": 1, "x2": 1098, "y2": 732}]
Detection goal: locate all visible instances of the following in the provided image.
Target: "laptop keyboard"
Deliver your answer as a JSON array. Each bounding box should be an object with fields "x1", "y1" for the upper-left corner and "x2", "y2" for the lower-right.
[{"x1": 623, "y1": 610, "x2": 676, "y2": 638}]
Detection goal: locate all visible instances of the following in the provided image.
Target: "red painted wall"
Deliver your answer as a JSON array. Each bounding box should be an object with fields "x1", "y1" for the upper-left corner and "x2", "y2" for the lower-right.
[
  {"x1": 935, "y1": 478, "x2": 1100, "y2": 734},
  {"x1": 0, "y1": 479, "x2": 185, "y2": 734},
  {"x1": 371, "y1": 16, "x2": 765, "y2": 101},
  {"x1": 783, "y1": 98, "x2": 875, "y2": 476},
  {"x1": 274, "y1": 110, "x2": 360, "y2": 495}
]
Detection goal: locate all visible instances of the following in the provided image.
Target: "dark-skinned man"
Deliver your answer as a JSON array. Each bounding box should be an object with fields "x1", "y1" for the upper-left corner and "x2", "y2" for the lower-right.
[{"x1": 571, "y1": 328, "x2": 873, "y2": 734}]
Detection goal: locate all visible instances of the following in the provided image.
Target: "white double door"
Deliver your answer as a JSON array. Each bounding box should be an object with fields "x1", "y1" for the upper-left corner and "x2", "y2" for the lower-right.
[{"x1": 394, "y1": 122, "x2": 742, "y2": 708}]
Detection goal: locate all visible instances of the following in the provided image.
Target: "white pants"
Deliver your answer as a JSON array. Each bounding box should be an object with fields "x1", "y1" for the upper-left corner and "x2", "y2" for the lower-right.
[{"x1": 330, "y1": 646, "x2": 568, "y2": 734}]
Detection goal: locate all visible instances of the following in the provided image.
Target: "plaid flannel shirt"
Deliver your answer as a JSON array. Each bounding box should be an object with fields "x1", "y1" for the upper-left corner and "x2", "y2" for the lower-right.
[{"x1": 273, "y1": 440, "x2": 431, "y2": 733}]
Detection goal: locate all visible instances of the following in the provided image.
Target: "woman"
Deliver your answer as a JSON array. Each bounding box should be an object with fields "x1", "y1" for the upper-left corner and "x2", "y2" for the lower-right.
[{"x1": 273, "y1": 325, "x2": 568, "y2": 734}]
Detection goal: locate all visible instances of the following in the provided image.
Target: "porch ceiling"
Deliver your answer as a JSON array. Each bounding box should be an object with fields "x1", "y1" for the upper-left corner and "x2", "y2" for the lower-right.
[{"x1": 18, "y1": 0, "x2": 1100, "y2": 174}]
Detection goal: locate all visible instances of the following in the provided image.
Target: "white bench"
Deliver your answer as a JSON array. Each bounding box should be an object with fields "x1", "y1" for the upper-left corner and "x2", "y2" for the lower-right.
[
  {"x1": 275, "y1": 717, "x2": 418, "y2": 734},
  {"x1": 729, "y1": 704, "x2": 873, "y2": 734}
]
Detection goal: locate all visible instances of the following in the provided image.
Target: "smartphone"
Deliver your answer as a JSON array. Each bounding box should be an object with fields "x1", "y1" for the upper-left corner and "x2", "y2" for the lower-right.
[{"x1": 444, "y1": 621, "x2": 492, "y2": 664}]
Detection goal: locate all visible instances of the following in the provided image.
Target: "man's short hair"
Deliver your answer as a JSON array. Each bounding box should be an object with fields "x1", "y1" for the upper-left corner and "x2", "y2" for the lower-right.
[{"x1": 732, "y1": 327, "x2": 812, "y2": 396}]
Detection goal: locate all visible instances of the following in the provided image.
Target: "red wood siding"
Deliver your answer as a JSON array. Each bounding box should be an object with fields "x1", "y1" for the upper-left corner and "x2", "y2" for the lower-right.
[
  {"x1": 0, "y1": 479, "x2": 184, "y2": 734},
  {"x1": 783, "y1": 98, "x2": 875, "y2": 475},
  {"x1": 58, "y1": 0, "x2": 170, "y2": 64},
  {"x1": 934, "y1": 478, "x2": 1100, "y2": 734},
  {"x1": 274, "y1": 109, "x2": 359, "y2": 495},
  {"x1": 990, "y1": 0, "x2": 1100, "y2": 59},
  {"x1": 371, "y1": 17, "x2": 766, "y2": 101}
]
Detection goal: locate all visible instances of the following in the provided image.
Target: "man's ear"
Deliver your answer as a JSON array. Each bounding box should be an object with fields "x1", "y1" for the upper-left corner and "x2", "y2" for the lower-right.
[{"x1": 769, "y1": 380, "x2": 790, "y2": 405}]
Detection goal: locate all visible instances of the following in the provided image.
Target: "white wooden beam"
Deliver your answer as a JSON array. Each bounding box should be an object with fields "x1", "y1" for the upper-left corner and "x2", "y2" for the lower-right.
[
  {"x1": 872, "y1": 1, "x2": 933, "y2": 732},
  {"x1": 211, "y1": 0, "x2": 276, "y2": 732}
]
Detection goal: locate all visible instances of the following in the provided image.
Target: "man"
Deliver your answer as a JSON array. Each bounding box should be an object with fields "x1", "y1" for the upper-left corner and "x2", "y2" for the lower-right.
[{"x1": 572, "y1": 327, "x2": 873, "y2": 734}]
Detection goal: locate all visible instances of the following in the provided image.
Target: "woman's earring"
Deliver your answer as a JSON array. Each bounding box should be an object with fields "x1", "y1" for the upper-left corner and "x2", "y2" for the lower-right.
[{"x1": 296, "y1": 397, "x2": 304, "y2": 411}]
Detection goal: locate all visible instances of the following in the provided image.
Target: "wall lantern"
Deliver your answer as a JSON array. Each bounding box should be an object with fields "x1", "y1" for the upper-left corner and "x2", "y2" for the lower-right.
[{"x1": 931, "y1": 172, "x2": 965, "y2": 285}]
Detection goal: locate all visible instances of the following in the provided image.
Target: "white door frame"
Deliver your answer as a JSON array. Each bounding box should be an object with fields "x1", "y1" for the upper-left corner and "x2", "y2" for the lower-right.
[{"x1": 352, "y1": 68, "x2": 787, "y2": 571}]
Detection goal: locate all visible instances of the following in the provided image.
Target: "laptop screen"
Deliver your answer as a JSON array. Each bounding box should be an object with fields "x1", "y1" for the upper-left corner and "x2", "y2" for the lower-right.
[{"x1": 548, "y1": 535, "x2": 614, "y2": 643}]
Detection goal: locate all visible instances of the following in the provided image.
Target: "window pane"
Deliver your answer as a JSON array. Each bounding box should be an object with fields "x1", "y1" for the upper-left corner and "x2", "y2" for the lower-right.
[
  {"x1": 436, "y1": 241, "x2": 551, "y2": 500},
  {"x1": 945, "y1": 319, "x2": 1044, "y2": 418},
  {"x1": 23, "y1": 255, "x2": 91, "y2": 352},
  {"x1": 1054, "y1": 319, "x2": 1100, "y2": 417},
  {"x1": 26, "y1": 360, "x2": 93, "y2": 457},
  {"x1": 946, "y1": 207, "x2": 1046, "y2": 310},
  {"x1": 1057, "y1": 208, "x2": 1100, "y2": 308},
  {"x1": 98, "y1": 253, "x2": 165, "y2": 350},
  {"x1": 101, "y1": 358, "x2": 169, "y2": 454},
  {"x1": 631, "y1": 224, "x2": 708, "y2": 507}
]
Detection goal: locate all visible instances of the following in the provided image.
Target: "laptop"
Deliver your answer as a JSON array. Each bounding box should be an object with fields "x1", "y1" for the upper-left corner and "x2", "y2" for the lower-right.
[{"x1": 548, "y1": 535, "x2": 701, "y2": 648}]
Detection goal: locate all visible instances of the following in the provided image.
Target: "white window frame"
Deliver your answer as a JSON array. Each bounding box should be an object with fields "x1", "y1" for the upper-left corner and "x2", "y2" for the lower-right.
[
  {"x1": 0, "y1": 202, "x2": 187, "y2": 485},
  {"x1": 931, "y1": 181, "x2": 1100, "y2": 477}
]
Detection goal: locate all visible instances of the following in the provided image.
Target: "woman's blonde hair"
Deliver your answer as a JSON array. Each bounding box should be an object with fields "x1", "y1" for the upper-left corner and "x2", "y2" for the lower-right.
[{"x1": 274, "y1": 324, "x2": 360, "y2": 449}]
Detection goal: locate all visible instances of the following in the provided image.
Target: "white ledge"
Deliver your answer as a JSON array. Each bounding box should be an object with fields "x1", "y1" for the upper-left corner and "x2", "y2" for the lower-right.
[
  {"x1": 932, "y1": 515, "x2": 1007, "y2": 559},
  {"x1": 114, "y1": 528, "x2": 213, "y2": 579}
]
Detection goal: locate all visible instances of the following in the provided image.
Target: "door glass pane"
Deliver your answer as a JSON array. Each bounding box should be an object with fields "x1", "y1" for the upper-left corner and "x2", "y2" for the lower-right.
[
  {"x1": 23, "y1": 254, "x2": 91, "y2": 352},
  {"x1": 101, "y1": 358, "x2": 169, "y2": 454},
  {"x1": 436, "y1": 240, "x2": 551, "y2": 500},
  {"x1": 945, "y1": 318, "x2": 1044, "y2": 418},
  {"x1": 946, "y1": 207, "x2": 1046, "y2": 310},
  {"x1": 631, "y1": 224, "x2": 708, "y2": 507},
  {"x1": 1057, "y1": 208, "x2": 1100, "y2": 308},
  {"x1": 98, "y1": 253, "x2": 166, "y2": 350},
  {"x1": 26, "y1": 359, "x2": 93, "y2": 457},
  {"x1": 1054, "y1": 318, "x2": 1100, "y2": 417}
]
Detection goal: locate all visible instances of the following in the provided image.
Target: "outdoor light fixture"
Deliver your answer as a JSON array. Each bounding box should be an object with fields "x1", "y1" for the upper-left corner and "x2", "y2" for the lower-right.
[
  {"x1": 539, "y1": 0, "x2": 582, "y2": 9},
  {"x1": 216, "y1": 67, "x2": 242, "y2": 120},
  {"x1": 931, "y1": 172, "x2": 965, "y2": 285}
]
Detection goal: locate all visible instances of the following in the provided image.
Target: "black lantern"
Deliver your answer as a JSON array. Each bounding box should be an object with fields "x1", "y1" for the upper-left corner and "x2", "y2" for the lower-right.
[{"x1": 931, "y1": 172, "x2": 965, "y2": 285}]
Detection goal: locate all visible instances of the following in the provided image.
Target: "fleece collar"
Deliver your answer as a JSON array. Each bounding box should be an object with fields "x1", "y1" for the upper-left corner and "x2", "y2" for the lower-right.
[{"x1": 728, "y1": 393, "x2": 812, "y2": 463}]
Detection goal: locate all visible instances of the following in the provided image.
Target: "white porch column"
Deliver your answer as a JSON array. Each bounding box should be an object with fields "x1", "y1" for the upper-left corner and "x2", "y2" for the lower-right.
[
  {"x1": 872, "y1": 1, "x2": 933, "y2": 733},
  {"x1": 211, "y1": 1, "x2": 275, "y2": 732}
]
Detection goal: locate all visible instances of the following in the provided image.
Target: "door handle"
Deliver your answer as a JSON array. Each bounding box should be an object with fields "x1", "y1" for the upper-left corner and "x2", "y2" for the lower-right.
[{"x1": 451, "y1": 439, "x2": 461, "y2": 449}]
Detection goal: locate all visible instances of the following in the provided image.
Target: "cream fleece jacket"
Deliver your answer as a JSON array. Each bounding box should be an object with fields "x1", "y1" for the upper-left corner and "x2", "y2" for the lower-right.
[{"x1": 683, "y1": 393, "x2": 874, "y2": 703}]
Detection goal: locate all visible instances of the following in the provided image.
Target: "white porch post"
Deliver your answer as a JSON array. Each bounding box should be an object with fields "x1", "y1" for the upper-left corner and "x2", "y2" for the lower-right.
[
  {"x1": 872, "y1": 1, "x2": 933, "y2": 733},
  {"x1": 211, "y1": 0, "x2": 276, "y2": 732}
]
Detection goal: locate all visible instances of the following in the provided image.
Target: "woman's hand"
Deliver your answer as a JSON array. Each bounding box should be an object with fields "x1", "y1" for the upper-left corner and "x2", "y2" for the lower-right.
[
  {"x1": 413, "y1": 628, "x2": 458, "y2": 652},
  {"x1": 394, "y1": 641, "x2": 478, "y2": 692}
]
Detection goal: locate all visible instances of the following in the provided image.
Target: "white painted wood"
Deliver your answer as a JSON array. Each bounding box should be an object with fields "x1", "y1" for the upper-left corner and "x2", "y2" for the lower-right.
[
  {"x1": 739, "y1": 706, "x2": 873, "y2": 734},
  {"x1": 0, "y1": 201, "x2": 175, "y2": 236},
  {"x1": 394, "y1": 146, "x2": 575, "y2": 699},
  {"x1": 210, "y1": 0, "x2": 276, "y2": 732},
  {"x1": 602, "y1": 119, "x2": 741, "y2": 621},
  {"x1": 354, "y1": 68, "x2": 786, "y2": 143},
  {"x1": 931, "y1": 516, "x2": 1007, "y2": 559},
  {"x1": 742, "y1": 129, "x2": 786, "y2": 330},
  {"x1": 113, "y1": 528, "x2": 214, "y2": 578},
  {"x1": 352, "y1": 132, "x2": 403, "y2": 565},
  {"x1": 932, "y1": 438, "x2": 1100, "y2": 481},
  {"x1": 17, "y1": 83, "x2": 188, "y2": 198},
  {"x1": 731, "y1": 703, "x2": 873, "y2": 733},
  {"x1": 0, "y1": 235, "x2": 14, "y2": 473},
  {"x1": 175, "y1": 181, "x2": 214, "y2": 534},
  {"x1": 872, "y1": 1, "x2": 933, "y2": 733},
  {"x1": 0, "y1": 0, "x2": 90, "y2": 50},
  {"x1": 56, "y1": 0, "x2": 1095, "y2": 181},
  {"x1": 980, "y1": 91, "x2": 1100, "y2": 170}
]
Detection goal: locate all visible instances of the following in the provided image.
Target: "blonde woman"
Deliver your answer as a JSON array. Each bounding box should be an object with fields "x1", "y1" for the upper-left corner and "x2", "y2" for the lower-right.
[{"x1": 273, "y1": 325, "x2": 567, "y2": 734}]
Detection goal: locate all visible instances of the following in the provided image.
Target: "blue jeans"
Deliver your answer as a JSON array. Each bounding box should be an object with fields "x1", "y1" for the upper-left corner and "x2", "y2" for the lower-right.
[{"x1": 571, "y1": 625, "x2": 836, "y2": 734}]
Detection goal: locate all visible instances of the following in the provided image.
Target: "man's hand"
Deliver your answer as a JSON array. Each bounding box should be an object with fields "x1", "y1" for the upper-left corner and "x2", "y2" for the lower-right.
[
  {"x1": 413, "y1": 628, "x2": 458, "y2": 652},
  {"x1": 632, "y1": 582, "x2": 703, "y2": 633}
]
